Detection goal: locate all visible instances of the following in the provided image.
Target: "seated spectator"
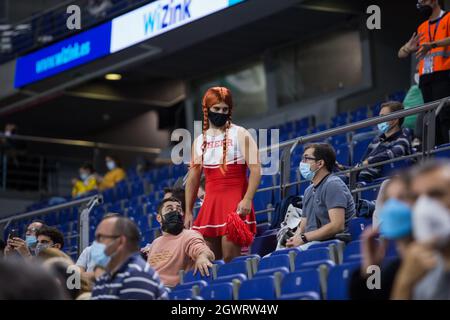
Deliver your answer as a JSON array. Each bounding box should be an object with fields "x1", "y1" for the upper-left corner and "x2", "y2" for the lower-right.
[
  {"x1": 97, "y1": 155, "x2": 126, "y2": 191},
  {"x1": 392, "y1": 160, "x2": 450, "y2": 300},
  {"x1": 286, "y1": 143, "x2": 356, "y2": 249},
  {"x1": 4, "y1": 220, "x2": 45, "y2": 258},
  {"x1": 349, "y1": 174, "x2": 414, "y2": 300},
  {"x1": 90, "y1": 215, "x2": 168, "y2": 300},
  {"x1": 35, "y1": 226, "x2": 65, "y2": 256},
  {"x1": 145, "y1": 197, "x2": 214, "y2": 287},
  {"x1": 72, "y1": 163, "x2": 98, "y2": 198},
  {"x1": 0, "y1": 258, "x2": 66, "y2": 299},
  {"x1": 76, "y1": 213, "x2": 121, "y2": 280},
  {"x1": 358, "y1": 101, "x2": 412, "y2": 184}
]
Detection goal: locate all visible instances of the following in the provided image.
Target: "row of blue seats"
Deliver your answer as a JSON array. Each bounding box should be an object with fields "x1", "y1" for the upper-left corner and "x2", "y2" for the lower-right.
[{"x1": 172, "y1": 252, "x2": 396, "y2": 300}]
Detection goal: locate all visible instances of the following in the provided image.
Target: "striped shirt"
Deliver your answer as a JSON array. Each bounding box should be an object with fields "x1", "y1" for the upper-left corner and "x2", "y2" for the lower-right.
[
  {"x1": 358, "y1": 128, "x2": 412, "y2": 183},
  {"x1": 91, "y1": 253, "x2": 168, "y2": 300}
]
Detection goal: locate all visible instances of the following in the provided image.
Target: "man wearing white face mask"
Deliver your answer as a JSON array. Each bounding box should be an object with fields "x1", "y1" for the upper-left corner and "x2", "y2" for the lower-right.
[
  {"x1": 358, "y1": 102, "x2": 412, "y2": 184},
  {"x1": 392, "y1": 160, "x2": 450, "y2": 300},
  {"x1": 90, "y1": 215, "x2": 168, "y2": 300},
  {"x1": 286, "y1": 143, "x2": 356, "y2": 249}
]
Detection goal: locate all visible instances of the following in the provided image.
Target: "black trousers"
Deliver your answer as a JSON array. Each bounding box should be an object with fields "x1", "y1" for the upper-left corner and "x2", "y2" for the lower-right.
[{"x1": 418, "y1": 76, "x2": 450, "y2": 146}]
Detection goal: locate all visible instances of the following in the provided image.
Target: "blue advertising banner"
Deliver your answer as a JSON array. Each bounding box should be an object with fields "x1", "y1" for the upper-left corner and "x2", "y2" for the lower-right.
[{"x1": 14, "y1": 22, "x2": 112, "y2": 88}]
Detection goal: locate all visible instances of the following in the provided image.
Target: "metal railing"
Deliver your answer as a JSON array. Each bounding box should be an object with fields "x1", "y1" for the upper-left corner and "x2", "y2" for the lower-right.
[
  {"x1": 0, "y1": 97, "x2": 448, "y2": 258},
  {"x1": 251, "y1": 97, "x2": 449, "y2": 220},
  {"x1": 0, "y1": 133, "x2": 161, "y2": 194}
]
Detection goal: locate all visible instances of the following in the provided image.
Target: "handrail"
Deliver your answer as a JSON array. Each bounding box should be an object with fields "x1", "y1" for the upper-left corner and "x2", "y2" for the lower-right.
[
  {"x1": 259, "y1": 98, "x2": 448, "y2": 153},
  {"x1": 0, "y1": 133, "x2": 161, "y2": 155},
  {"x1": 0, "y1": 195, "x2": 97, "y2": 224}
]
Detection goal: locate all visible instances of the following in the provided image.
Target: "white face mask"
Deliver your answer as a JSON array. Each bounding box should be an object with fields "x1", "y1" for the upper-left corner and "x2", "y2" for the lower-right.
[{"x1": 413, "y1": 195, "x2": 450, "y2": 245}]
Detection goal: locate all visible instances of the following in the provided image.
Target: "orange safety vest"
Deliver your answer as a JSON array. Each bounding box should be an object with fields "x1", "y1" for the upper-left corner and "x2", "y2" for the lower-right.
[{"x1": 418, "y1": 12, "x2": 450, "y2": 76}]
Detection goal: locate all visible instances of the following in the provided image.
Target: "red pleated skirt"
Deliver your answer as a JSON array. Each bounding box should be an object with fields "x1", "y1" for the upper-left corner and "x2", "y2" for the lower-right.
[{"x1": 192, "y1": 164, "x2": 257, "y2": 239}]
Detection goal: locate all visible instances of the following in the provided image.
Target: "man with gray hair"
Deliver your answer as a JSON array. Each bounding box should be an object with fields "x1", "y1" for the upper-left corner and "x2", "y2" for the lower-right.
[{"x1": 90, "y1": 215, "x2": 168, "y2": 300}]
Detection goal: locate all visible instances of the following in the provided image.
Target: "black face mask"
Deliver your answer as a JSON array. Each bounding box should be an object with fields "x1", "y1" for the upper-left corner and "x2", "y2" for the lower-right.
[
  {"x1": 417, "y1": 3, "x2": 433, "y2": 20},
  {"x1": 161, "y1": 211, "x2": 184, "y2": 235},
  {"x1": 208, "y1": 110, "x2": 229, "y2": 127}
]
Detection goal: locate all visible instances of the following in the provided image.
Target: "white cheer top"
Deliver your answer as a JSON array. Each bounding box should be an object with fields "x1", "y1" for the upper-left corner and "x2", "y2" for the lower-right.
[{"x1": 195, "y1": 124, "x2": 245, "y2": 168}]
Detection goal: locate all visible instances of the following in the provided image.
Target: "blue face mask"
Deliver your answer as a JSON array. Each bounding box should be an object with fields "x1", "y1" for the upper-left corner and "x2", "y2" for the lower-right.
[
  {"x1": 80, "y1": 173, "x2": 89, "y2": 181},
  {"x1": 90, "y1": 241, "x2": 112, "y2": 268},
  {"x1": 106, "y1": 161, "x2": 116, "y2": 171},
  {"x1": 25, "y1": 235, "x2": 37, "y2": 248},
  {"x1": 299, "y1": 162, "x2": 318, "y2": 181},
  {"x1": 377, "y1": 122, "x2": 390, "y2": 134},
  {"x1": 379, "y1": 198, "x2": 412, "y2": 239}
]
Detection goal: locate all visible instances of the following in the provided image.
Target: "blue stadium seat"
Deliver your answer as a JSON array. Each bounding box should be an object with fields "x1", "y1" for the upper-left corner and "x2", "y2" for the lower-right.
[
  {"x1": 183, "y1": 269, "x2": 213, "y2": 283},
  {"x1": 271, "y1": 247, "x2": 301, "y2": 256},
  {"x1": 335, "y1": 144, "x2": 350, "y2": 166},
  {"x1": 201, "y1": 283, "x2": 234, "y2": 300},
  {"x1": 175, "y1": 280, "x2": 208, "y2": 291},
  {"x1": 294, "y1": 248, "x2": 334, "y2": 270},
  {"x1": 294, "y1": 117, "x2": 310, "y2": 131},
  {"x1": 256, "y1": 255, "x2": 290, "y2": 272},
  {"x1": 249, "y1": 234, "x2": 277, "y2": 257},
  {"x1": 217, "y1": 261, "x2": 250, "y2": 278},
  {"x1": 253, "y1": 267, "x2": 290, "y2": 279},
  {"x1": 348, "y1": 218, "x2": 372, "y2": 241},
  {"x1": 231, "y1": 254, "x2": 260, "y2": 263},
  {"x1": 253, "y1": 191, "x2": 272, "y2": 212},
  {"x1": 343, "y1": 240, "x2": 362, "y2": 262},
  {"x1": 169, "y1": 289, "x2": 194, "y2": 300},
  {"x1": 352, "y1": 137, "x2": 373, "y2": 164},
  {"x1": 278, "y1": 291, "x2": 320, "y2": 300},
  {"x1": 238, "y1": 276, "x2": 277, "y2": 300},
  {"x1": 434, "y1": 143, "x2": 450, "y2": 158},
  {"x1": 115, "y1": 182, "x2": 129, "y2": 200},
  {"x1": 102, "y1": 188, "x2": 115, "y2": 204},
  {"x1": 131, "y1": 180, "x2": 145, "y2": 198},
  {"x1": 256, "y1": 223, "x2": 270, "y2": 236},
  {"x1": 213, "y1": 260, "x2": 225, "y2": 266},
  {"x1": 211, "y1": 274, "x2": 247, "y2": 285},
  {"x1": 279, "y1": 269, "x2": 321, "y2": 299},
  {"x1": 327, "y1": 263, "x2": 360, "y2": 300},
  {"x1": 255, "y1": 211, "x2": 270, "y2": 224}
]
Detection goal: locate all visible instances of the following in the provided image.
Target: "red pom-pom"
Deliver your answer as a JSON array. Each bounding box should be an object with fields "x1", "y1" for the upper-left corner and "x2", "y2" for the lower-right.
[{"x1": 225, "y1": 211, "x2": 254, "y2": 247}]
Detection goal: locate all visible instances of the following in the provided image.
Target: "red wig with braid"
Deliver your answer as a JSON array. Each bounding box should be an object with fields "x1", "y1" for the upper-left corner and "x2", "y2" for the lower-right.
[{"x1": 199, "y1": 87, "x2": 233, "y2": 175}]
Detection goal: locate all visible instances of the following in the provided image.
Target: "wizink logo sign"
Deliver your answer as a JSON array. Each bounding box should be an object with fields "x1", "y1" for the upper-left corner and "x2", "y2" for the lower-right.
[
  {"x1": 35, "y1": 41, "x2": 91, "y2": 74},
  {"x1": 143, "y1": 0, "x2": 192, "y2": 35}
]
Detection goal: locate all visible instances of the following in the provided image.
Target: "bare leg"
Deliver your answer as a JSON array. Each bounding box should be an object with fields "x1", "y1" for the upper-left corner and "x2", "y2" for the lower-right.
[
  {"x1": 221, "y1": 236, "x2": 242, "y2": 263},
  {"x1": 205, "y1": 237, "x2": 222, "y2": 261}
]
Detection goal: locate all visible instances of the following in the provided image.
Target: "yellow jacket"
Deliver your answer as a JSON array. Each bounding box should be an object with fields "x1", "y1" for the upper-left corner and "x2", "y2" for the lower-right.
[
  {"x1": 72, "y1": 175, "x2": 98, "y2": 197},
  {"x1": 99, "y1": 168, "x2": 126, "y2": 191}
]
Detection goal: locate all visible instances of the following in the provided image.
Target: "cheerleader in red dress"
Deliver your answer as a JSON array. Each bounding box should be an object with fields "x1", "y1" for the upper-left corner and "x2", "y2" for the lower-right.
[{"x1": 185, "y1": 87, "x2": 262, "y2": 263}]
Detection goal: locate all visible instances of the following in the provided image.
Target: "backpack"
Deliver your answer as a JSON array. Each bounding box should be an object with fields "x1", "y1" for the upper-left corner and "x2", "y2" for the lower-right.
[
  {"x1": 269, "y1": 195, "x2": 302, "y2": 230},
  {"x1": 356, "y1": 199, "x2": 375, "y2": 218}
]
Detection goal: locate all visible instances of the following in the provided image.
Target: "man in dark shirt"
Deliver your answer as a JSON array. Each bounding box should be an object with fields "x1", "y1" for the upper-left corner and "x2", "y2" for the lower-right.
[{"x1": 358, "y1": 101, "x2": 412, "y2": 183}]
